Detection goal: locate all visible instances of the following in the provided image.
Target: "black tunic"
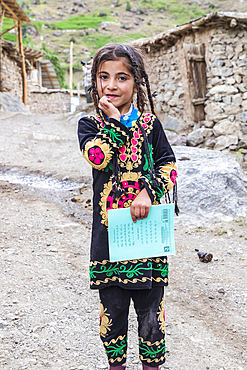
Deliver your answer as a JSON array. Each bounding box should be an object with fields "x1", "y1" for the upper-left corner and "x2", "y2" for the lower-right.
[{"x1": 78, "y1": 112, "x2": 177, "y2": 290}]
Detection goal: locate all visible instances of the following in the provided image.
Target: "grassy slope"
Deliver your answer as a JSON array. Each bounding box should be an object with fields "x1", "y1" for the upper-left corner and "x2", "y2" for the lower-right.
[{"x1": 2, "y1": 0, "x2": 247, "y2": 86}]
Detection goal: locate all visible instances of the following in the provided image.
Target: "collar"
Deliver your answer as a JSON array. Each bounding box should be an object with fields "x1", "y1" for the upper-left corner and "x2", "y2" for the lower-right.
[{"x1": 120, "y1": 104, "x2": 140, "y2": 127}]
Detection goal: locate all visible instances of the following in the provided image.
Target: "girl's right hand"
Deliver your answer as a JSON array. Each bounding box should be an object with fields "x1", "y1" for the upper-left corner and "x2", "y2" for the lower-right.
[{"x1": 98, "y1": 96, "x2": 121, "y2": 121}]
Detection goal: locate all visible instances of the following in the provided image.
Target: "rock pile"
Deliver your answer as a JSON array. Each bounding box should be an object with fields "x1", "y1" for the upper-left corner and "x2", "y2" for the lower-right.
[{"x1": 172, "y1": 146, "x2": 247, "y2": 222}]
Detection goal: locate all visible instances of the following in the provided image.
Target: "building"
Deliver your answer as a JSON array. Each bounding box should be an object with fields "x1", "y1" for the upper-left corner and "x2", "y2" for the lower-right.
[{"x1": 134, "y1": 12, "x2": 247, "y2": 163}]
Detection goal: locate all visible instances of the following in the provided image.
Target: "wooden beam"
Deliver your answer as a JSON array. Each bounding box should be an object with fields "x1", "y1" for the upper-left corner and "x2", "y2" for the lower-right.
[
  {"x1": 18, "y1": 20, "x2": 27, "y2": 105},
  {"x1": 0, "y1": 3, "x2": 5, "y2": 92},
  {"x1": 2, "y1": 0, "x2": 19, "y2": 21},
  {"x1": 0, "y1": 25, "x2": 15, "y2": 36},
  {"x1": 69, "y1": 41, "x2": 73, "y2": 97}
]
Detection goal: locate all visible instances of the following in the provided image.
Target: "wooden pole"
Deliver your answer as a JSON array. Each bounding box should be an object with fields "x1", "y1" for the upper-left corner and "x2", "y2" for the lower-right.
[
  {"x1": 69, "y1": 41, "x2": 73, "y2": 97},
  {"x1": 77, "y1": 82, "x2": 80, "y2": 104},
  {"x1": 18, "y1": 20, "x2": 27, "y2": 105},
  {"x1": 0, "y1": 1, "x2": 4, "y2": 92}
]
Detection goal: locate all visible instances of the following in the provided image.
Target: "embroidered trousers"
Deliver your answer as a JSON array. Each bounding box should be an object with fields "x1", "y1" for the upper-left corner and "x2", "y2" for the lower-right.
[{"x1": 99, "y1": 286, "x2": 166, "y2": 367}]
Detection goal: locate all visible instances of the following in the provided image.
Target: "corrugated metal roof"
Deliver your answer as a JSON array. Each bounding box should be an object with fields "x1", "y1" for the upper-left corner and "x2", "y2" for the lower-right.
[
  {"x1": 40, "y1": 60, "x2": 60, "y2": 89},
  {"x1": 2, "y1": 0, "x2": 30, "y2": 23}
]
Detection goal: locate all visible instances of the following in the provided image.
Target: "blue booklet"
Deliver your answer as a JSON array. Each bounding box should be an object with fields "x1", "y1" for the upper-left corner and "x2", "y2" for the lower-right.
[{"x1": 108, "y1": 204, "x2": 175, "y2": 262}]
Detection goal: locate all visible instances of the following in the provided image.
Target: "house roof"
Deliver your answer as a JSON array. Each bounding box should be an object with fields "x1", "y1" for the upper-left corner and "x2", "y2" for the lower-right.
[
  {"x1": 40, "y1": 60, "x2": 60, "y2": 89},
  {"x1": 1, "y1": 39, "x2": 46, "y2": 61},
  {"x1": 1, "y1": 0, "x2": 30, "y2": 23},
  {"x1": 133, "y1": 12, "x2": 247, "y2": 52}
]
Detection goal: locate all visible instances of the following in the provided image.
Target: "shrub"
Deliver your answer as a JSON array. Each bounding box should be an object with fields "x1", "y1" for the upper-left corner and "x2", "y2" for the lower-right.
[{"x1": 126, "y1": 1, "x2": 131, "y2": 11}]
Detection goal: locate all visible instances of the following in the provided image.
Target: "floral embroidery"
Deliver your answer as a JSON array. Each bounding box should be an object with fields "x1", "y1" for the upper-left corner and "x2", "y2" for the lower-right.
[
  {"x1": 84, "y1": 138, "x2": 113, "y2": 170},
  {"x1": 99, "y1": 172, "x2": 142, "y2": 226},
  {"x1": 159, "y1": 162, "x2": 178, "y2": 192},
  {"x1": 118, "y1": 114, "x2": 155, "y2": 171},
  {"x1": 157, "y1": 295, "x2": 166, "y2": 334},
  {"x1": 99, "y1": 302, "x2": 113, "y2": 337},
  {"x1": 89, "y1": 146, "x2": 104, "y2": 165}
]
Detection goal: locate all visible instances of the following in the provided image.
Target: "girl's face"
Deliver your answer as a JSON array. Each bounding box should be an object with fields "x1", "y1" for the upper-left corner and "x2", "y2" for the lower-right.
[{"x1": 96, "y1": 58, "x2": 137, "y2": 115}]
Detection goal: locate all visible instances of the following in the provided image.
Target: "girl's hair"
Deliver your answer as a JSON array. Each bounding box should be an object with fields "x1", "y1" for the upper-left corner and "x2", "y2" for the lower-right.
[{"x1": 90, "y1": 43, "x2": 155, "y2": 116}]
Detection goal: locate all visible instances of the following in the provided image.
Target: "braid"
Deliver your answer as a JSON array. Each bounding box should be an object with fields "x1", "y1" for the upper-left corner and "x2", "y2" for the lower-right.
[{"x1": 143, "y1": 73, "x2": 155, "y2": 115}]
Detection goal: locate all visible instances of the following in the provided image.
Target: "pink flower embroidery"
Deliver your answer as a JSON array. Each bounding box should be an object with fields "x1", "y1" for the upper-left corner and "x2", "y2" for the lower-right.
[
  {"x1": 89, "y1": 147, "x2": 104, "y2": 165},
  {"x1": 170, "y1": 170, "x2": 177, "y2": 186}
]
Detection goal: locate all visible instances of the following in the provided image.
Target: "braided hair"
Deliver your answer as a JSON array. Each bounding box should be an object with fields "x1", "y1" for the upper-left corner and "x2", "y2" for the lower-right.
[{"x1": 90, "y1": 43, "x2": 156, "y2": 117}]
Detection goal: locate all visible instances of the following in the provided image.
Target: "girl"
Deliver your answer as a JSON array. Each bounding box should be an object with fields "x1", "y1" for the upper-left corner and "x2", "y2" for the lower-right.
[{"x1": 78, "y1": 43, "x2": 178, "y2": 370}]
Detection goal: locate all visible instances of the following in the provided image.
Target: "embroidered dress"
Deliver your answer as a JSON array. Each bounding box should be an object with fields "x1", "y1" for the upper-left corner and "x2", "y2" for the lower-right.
[{"x1": 78, "y1": 108, "x2": 177, "y2": 290}]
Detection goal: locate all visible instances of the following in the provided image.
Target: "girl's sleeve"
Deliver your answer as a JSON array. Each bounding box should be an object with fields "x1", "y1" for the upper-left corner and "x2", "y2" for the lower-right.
[
  {"x1": 78, "y1": 115, "x2": 130, "y2": 170},
  {"x1": 139, "y1": 118, "x2": 177, "y2": 203}
]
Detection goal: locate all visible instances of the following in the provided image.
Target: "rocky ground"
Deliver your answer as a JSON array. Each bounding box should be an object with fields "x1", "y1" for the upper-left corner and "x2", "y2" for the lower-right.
[{"x1": 0, "y1": 112, "x2": 246, "y2": 370}]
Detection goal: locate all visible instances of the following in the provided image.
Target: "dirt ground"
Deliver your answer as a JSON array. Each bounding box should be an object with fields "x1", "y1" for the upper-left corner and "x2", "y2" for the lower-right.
[{"x1": 0, "y1": 112, "x2": 246, "y2": 370}]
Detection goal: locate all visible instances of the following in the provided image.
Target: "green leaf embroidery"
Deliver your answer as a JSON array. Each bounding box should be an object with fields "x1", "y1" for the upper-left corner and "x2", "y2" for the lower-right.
[
  {"x1": 139, "y1": 340, "x2": 166, "y2": 358},
  {"x1": 105, "y1": 338, "x2": 127, "y2": 358}
]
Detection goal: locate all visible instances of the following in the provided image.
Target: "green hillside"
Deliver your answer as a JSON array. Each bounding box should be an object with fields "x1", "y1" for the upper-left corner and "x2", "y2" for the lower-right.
[{"x1": 2, "y1": 0, "x2": 246, "y2": 86}]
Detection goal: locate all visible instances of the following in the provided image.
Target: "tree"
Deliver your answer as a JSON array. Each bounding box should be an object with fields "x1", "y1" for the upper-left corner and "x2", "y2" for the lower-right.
[{"x1": 41, "y1": 42, "x2": 65, "y2": 88}]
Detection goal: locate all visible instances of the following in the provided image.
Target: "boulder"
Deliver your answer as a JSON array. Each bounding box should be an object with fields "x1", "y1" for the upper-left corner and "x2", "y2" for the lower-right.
[
  {"x1": 170, "y1": 146, "x2": 247, "y2": 222},
  {"x1": 53, "y1": 31, "x2": 62, "y2": 37},
  {"x1": 162, "y1": 115, "x2": 185, "y2": 132},
  {"x1": 213, "y1": 120, "x2": 241, "y2": 136},
  {"x1": 0, "y1": 92, "x2": 31, "y2": 114},
  {"x1": 214, "y1": 135, "x2": 238, "y2": 150},
  {"x1": 164, "y1": 131, "x2": 186, "y2": 146},
  {"x1": 187, "y1": 129, "x2": 204, "y2": 146}
]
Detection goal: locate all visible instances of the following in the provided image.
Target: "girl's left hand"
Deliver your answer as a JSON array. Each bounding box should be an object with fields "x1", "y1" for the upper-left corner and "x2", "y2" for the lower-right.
[{"x1": 130, "y1": 188, "x2": 151, "y2": 223}]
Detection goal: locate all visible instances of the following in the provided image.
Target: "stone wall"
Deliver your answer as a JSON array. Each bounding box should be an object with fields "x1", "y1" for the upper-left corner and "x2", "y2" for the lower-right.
[
  {"x1": 27, "y1": 89, "x2": 86, "y2": 114},
  {"x1": 144, "y1": 24, "x2": 247, "y2": 164},
  {"x1": 2, "y1": 49, "x2": 23, "y2": 101}
]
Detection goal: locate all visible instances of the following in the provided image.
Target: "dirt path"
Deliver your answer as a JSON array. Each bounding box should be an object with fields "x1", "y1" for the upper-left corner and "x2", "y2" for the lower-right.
[{"x1": 0, "y1": 112, "x2": 246, "y2": 370}]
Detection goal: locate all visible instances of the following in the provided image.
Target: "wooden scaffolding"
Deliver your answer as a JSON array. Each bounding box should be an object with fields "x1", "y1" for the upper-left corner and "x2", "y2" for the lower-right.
[{"x1": 0, "y1": 0, "x2": 30, "y2": 104}]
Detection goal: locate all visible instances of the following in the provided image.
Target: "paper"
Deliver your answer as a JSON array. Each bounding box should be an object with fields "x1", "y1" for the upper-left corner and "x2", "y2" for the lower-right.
[{"x1": 108, "y1": 204, "x2": 175, "y2": 262}]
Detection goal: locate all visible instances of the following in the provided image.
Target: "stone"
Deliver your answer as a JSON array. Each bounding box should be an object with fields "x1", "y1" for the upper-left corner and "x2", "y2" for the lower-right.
[
  {"x1": 208, "y1": 85, "x2": 238, "y2": 95},
  {"x1": 213, "y1": 120, "x2": 241, "y2": 136},
  {"x1": 211, "y1": 77, "x2": 222, "y2": 86},
  {"x1": 242, "y1": 100, "x2": 247, "y2": 110},
  {"x1": 223, "y1": 103, "x2": 242, "y2": 115},
  {"x1": 0, "y1": 92, "x2": 31, "y2": 114},
  {"x1": 53, "y1": 31, "x2": 62, "y2": 37},
  {"x1": 223, "y1": 96, "x2": 231, "y2": 104},
  {"x1": 203, "y1": 120, "x2": 214, "y2": 128},
  {"x1": 235, "y1": 43, "x2": 243, "y2": 53},
  {"x1": 214, "y1": 135, "x2": 238, "y2": 150},
  {"x1": 187, "y1": 129, "x2": 204, "y2": 147},
  {"x1": 234, "y1": 74, "x2": 242, "y2": 83},
  {"x1": 204, "y1": 102, "x2": 225, "y2": 121},
  {"x1": 204, "y1": 138, "x2": 215, "y2": 148},
  {"x1": 238, "y1": 84, "x2": 247, "y2": 93},
  {"x1": 162, "y1": 115, "x2": 185, "y2": 132},
  {"x1": 238, "y1": 134, "x2": 247, "y2": 149},
  {"x1": 164, "y1": 131, "x2": 186, "y2": 146},
  {"x1": 201, "y1": 128, "x2": 213, "y2": 137},
  {"x1": 226, "y1": 77, "x2": 235, "y2": 85},
  {"x1": 232, "y1": 94, "x2": 242, "y2": 106},
  {"x1": 172, "y1": 147, "x2": 247, "y2": 220}
]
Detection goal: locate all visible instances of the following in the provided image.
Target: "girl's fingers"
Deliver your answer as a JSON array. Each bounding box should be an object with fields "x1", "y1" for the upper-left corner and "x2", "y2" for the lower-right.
[{"x1": 130, "y1": 206, "x2": 137, "y2": 223}]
